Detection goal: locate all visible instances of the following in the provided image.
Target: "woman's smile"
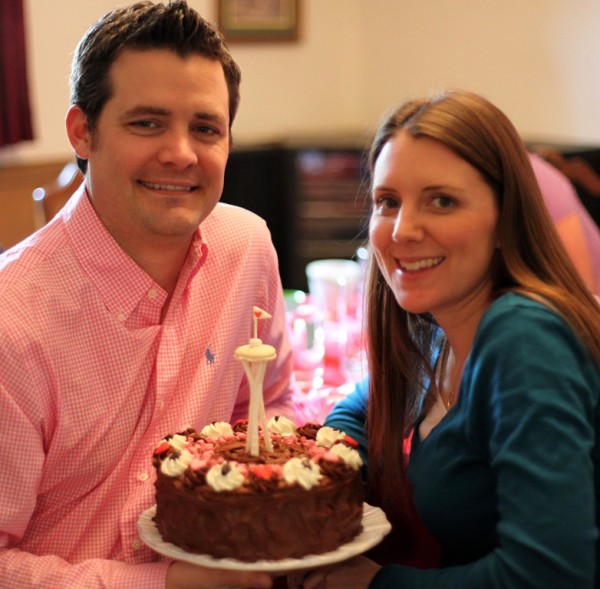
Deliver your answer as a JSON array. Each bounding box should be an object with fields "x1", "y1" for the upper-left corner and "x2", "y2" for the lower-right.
[{"x1": 396, "y1": 256, "x2": 445, "y2": 273}]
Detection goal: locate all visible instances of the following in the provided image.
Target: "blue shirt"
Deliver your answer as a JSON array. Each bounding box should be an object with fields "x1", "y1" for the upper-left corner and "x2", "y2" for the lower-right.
[{"x1": 326, "y1": 293, "x2": 600, "y2": 589}]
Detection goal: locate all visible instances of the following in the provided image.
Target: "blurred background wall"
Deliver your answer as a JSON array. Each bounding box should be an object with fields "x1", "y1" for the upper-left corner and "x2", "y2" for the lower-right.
[{"x1": 2, "y1": 0, "x2": 600, "y2": 166}]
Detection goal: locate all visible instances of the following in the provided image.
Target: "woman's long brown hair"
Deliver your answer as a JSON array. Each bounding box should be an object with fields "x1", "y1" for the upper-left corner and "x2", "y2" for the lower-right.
[{"x1": 364, "y1": 89, "x2": 600, "y2": 532}]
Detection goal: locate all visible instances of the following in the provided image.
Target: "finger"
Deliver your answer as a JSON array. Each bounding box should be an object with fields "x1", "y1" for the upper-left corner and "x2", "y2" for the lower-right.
[
  {"x1": 286, "y1": 571, "x2": 306, "y2": 589},
  {"x1": 302, "y1": 568, "x2": 333, "y2": 589},
  {"x1": 220, "y1": 570, "x2": 273, "y2": 589}
]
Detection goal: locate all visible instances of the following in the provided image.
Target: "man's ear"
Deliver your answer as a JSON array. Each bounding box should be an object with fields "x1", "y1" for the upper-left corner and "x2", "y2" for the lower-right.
[{"x1": 66, "y1": 105, "x2": 91, "y2": 160}]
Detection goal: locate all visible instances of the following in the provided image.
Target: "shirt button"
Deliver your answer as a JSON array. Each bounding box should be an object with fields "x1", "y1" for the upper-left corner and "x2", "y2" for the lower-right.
[
  {"x1": 147, "y1": 288, "x2": 158, "y2": 299},
  {"x1": 117, "y1": 312, "x2": 126, "y2": 322},
  {"x1": 132, "y1": 538, "x2": 142, "y2": 550},
  {"x1": 138, "y1": 472, "x2": 149, "y2": 482}
]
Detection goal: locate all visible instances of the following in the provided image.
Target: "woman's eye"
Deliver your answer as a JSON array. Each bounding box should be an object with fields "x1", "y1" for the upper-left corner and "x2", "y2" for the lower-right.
[
  {"x1": 431, "y1": 194, "x2": 455, "y2": 209},
  {"x1": 372, "y1": 195, "x2": 398, "y2": 214}
]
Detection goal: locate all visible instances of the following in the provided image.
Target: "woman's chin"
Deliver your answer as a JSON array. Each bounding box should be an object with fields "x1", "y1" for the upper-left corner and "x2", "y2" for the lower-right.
[{"x1": 393, "y1": 292, "x2": 432, "y2": 315}]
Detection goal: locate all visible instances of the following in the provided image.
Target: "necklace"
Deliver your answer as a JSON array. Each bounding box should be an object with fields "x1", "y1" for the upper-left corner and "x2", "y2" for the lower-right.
[
  {"x1": 437, "y1": 340, "x2": 456, "y2": 411},
  {"x1": 444, "y1": 388, "x2": 455, "y2": 411}
]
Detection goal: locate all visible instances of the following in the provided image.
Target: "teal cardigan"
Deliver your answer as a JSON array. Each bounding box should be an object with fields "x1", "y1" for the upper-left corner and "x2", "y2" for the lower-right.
[{"x1": 325, "y1": 293, "x2": 600, "y2": 589}]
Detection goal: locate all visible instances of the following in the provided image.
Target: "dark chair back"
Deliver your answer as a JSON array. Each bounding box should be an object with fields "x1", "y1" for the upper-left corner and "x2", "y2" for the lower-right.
[{"x1": 32, "y1": 161, "x2": 83, "y2": 228}]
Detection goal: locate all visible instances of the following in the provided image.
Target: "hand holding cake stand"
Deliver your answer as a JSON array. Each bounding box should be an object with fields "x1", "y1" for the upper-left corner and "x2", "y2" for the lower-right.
[{"x1": 234, "y1": 306, "x2": 277, "y2": 456}]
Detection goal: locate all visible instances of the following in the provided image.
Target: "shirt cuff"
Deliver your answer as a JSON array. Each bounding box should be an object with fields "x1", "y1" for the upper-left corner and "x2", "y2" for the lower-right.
[{"x1": 107, "y1": 560, "x2": 171, "y2": 589}]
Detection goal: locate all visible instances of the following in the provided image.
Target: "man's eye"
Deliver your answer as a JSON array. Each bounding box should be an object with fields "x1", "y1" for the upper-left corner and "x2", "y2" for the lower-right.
[
  {"x1": 130, "y1": 120, "x2": 157, "y2": 129},
  {"x1": 195, "y1": 125, "x2": 218, "y2": 135}
]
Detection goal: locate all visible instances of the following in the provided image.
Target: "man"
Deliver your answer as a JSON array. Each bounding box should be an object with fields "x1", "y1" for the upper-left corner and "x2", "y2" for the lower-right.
[{"x1": 0, "y1": 2, "x2": 291, "y2": 587}]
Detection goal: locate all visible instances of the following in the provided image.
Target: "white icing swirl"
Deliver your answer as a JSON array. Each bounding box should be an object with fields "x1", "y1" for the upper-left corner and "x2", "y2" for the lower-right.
[
  {"x1": 160, "y1": 449, "x2": 193, "y2": 477},
  {"x1": 316, "y1": 426, "x2": 346, "y2": 448},
  {"x1": 330, "y1": 443, "x2": 362, "y2": 469},
  {"x1": 206, "y1": 462, "x2": 245, "y2": 491},
  {"x1": 200, "y1": 422, "x2": 234, "y2": 440},
  {"x1": 268, "y1": 415, "x2": 296, "y2": 436},
  {"x1": 283, "y1": 457, "x2": 322, "y2": 490},
  {"x1": 167, "y1": 434, "x2": 188, "y2": 452}
]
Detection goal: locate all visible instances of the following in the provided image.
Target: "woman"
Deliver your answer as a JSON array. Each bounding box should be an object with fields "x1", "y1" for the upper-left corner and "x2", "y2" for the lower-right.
[{"x1": 293, "y1": 91, "x2": 600, "y2": 588}]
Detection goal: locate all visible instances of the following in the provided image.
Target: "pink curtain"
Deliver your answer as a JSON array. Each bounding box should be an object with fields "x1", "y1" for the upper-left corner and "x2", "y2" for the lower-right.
[{"x1": 0, "y1": 0, "x2": 34, "y2": 147}]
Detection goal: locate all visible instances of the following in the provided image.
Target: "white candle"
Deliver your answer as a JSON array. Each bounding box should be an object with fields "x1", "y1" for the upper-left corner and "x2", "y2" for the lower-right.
[{"x1": 234, "y1": 308, "x2": 276, "y2": 456}]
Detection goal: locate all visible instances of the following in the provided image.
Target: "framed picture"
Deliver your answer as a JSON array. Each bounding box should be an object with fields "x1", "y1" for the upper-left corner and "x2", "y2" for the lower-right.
[{"x1": 217, "y1": 0, "x2": 299, "y2": 43}]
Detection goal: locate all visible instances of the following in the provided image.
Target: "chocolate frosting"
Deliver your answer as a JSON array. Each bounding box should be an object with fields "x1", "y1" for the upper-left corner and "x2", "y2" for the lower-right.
[
  {"x1": 153, "y1": 422, "x2": 365, "y2": 561},
  {"x1": 296, "y1": 422, "x2": 321, "y2": 440},
  {"x1": 154, "y1": 468, "x2": 364, "y2": 560}
]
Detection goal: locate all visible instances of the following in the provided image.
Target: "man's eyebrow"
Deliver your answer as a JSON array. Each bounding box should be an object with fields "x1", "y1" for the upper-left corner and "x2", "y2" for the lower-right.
[
  {"x1": 191, "y1": 111, "x2": 228, "y2": 126},
  {"x1": 121, "y1": 105, "x2": 227, "y2": 126},
  {"x1": 122, "y1": 105, "x2": 170, "y2": 118}
]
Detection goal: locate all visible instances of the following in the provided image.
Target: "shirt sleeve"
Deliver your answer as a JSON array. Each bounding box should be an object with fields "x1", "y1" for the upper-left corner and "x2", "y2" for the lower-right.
[
  {"x1": 369, "y1": 300, "x2": 599, "y2": 589},
  {"x1": 529, "y1": 152, "x2": 579, "y2": 222},
  {"x1": 0, "y1": 550, "x2": 170, "y2": 589},
  {"x1": 325, "y1": 377, "x2": 369, "y2": 470},
  {"x1": 0, "y1": 379, "x2": 171, "y2": 589}
]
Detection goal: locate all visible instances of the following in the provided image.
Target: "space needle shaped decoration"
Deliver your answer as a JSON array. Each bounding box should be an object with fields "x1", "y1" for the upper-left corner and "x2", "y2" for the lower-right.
[{"x1": 235, "y1": 306, "x2": 277, "y2": 456}]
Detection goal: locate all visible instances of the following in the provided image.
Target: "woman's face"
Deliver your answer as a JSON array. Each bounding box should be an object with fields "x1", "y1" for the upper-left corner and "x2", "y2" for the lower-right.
[{"x1": 369, "y1": 130, "x2": 500, "y2": 324}]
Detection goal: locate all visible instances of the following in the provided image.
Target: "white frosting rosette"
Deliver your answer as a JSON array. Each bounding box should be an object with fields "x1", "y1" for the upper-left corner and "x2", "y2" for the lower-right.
[
  {"x1": 200, "y1": 422, "x2": 234, "y2": 440},
  {"x1": 160, "y1": 449, "x2": 193, "y2": 477},
  {"x1": 315, "y1": 426, "x2": 346, "y2": 448},
  {"x1": 283, "y1": 457, "x2": 322, "y2": 490},
  {"x1": 268, "y1": 415, "x2": 296, "y2": 436},
  {"x1": 206, "y1": 462, "x2": 245, "y2": 491},
  {"x1": 167, "y1": 433, "x2": 188, "y2": 452},
  {"x1": 329, "y1": 443, "x2": 362, "y2": 469}
]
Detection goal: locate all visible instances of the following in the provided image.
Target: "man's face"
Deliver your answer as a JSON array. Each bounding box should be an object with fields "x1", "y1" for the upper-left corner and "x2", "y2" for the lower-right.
[{"x1": 67, "y1": 48, "x2": 231, "y2": 253}]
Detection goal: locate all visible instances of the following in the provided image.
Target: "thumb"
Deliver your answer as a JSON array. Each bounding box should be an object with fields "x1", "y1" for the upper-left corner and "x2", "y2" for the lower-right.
[{"x1": 220, "y1": 570, "x2": 273, "y2": 588}]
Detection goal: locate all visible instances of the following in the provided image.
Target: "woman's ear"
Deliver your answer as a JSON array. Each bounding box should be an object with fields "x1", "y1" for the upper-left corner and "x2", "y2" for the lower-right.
[{"x1": 66, "y1": 105, "x2": 91, "y2": 160}]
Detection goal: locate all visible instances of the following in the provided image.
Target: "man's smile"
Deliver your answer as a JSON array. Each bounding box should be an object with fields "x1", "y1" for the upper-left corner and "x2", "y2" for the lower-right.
[{"x1": 138, "y1": 180, "x2": 198, "y2": 192}]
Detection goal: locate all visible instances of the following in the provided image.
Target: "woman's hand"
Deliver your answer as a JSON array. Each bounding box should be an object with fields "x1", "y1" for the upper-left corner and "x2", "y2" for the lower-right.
[
  {"x1": 287, "y1": 556, "x2": 380, "y2": 589},
  {"x1": 166, "y1": 560, "x2": 273, "y2": 589}
]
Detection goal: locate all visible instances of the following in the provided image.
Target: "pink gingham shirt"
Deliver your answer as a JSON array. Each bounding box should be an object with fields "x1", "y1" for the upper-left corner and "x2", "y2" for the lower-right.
[{"x1": 0, "y1": 185, "x2": 293, "y2": 588}]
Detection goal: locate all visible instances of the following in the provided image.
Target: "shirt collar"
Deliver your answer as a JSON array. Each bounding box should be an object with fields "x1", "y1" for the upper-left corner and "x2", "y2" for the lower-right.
[{"x1": 63, "y1": 184, "x2": 208, "y2": 320}]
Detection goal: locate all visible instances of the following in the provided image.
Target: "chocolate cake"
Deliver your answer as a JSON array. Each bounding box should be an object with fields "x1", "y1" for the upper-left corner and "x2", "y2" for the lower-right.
[{"x1": 152, "y1": 416, "x2": 365, "y2": 561}]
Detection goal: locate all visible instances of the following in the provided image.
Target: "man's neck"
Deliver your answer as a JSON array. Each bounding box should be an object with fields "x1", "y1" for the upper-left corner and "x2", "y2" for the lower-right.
[{"x1": 126, "y1": 237, "x2": 192, "y2": 295}]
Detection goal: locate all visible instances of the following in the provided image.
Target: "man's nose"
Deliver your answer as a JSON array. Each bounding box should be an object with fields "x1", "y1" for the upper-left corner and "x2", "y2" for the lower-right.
[{"x1": 158, "y1": 131, "x2": 198, "y2": 167}]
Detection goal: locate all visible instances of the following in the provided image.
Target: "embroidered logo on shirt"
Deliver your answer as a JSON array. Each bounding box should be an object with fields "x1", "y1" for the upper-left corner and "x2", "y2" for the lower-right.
[{"x1": 205, "y1": 346, "x2": 215, "y2": 364}]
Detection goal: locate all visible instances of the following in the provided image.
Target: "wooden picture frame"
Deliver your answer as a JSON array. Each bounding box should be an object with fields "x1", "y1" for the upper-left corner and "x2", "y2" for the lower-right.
[{"x1": 217, "y1": 0, "x2": 299, "y2": 43}]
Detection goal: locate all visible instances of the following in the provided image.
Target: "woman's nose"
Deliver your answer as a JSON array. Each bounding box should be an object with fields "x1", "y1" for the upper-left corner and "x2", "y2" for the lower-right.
[{"x1": 392, "y1": 207, "x2": 424, "y2": 241}]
